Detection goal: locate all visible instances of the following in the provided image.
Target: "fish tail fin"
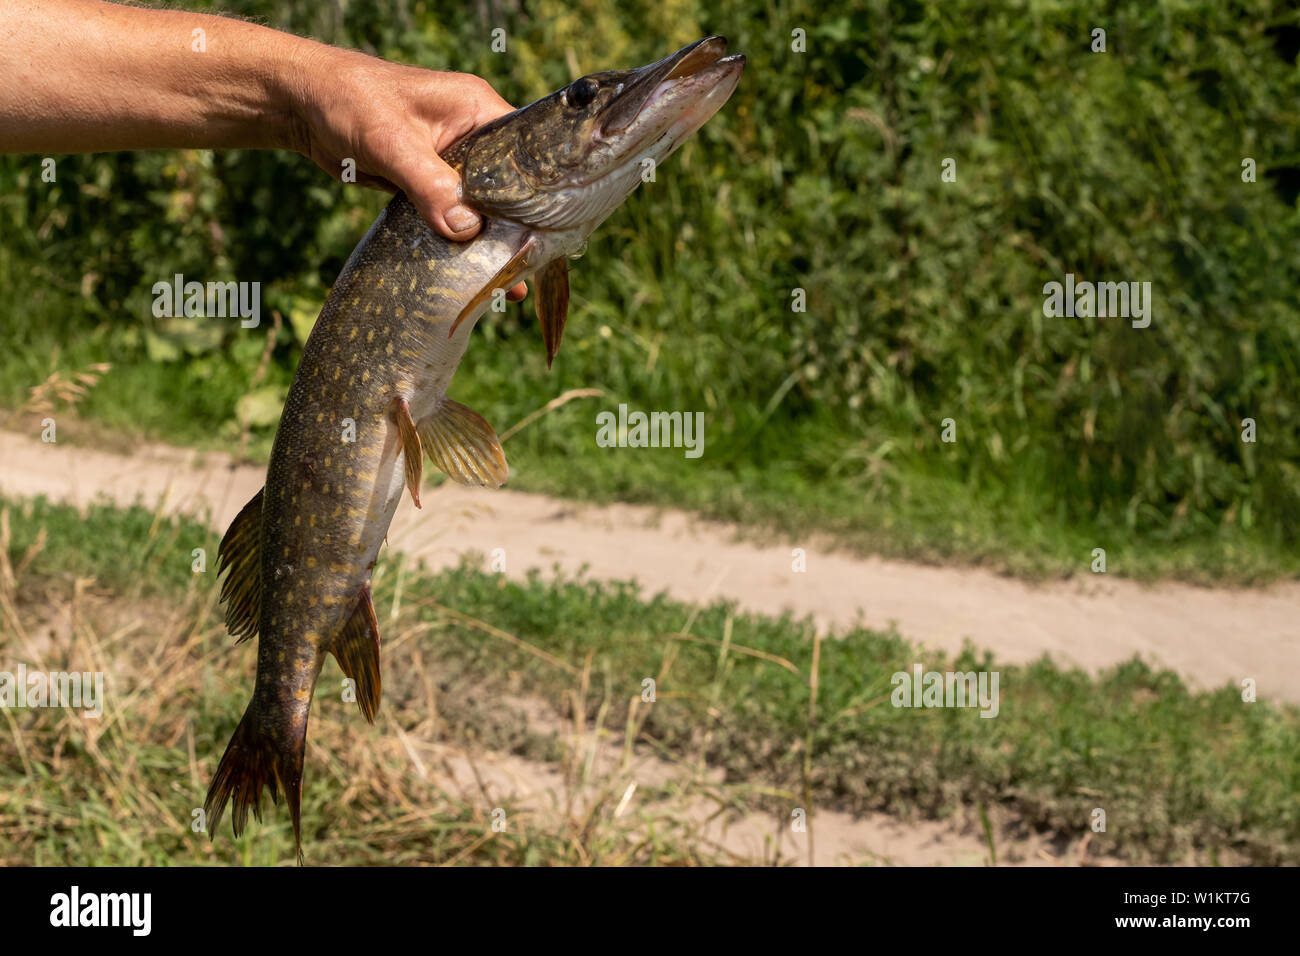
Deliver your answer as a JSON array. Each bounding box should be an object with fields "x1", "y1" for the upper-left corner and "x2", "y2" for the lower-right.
[{"x1": 205, "y1": 701, "x2": 308, "y2": 863}]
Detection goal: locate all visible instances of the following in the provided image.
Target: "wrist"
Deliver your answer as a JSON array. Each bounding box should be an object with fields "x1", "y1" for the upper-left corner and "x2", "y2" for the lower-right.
[{"x1": 264, "y1": 34, "x2": 338, "y2": 154}]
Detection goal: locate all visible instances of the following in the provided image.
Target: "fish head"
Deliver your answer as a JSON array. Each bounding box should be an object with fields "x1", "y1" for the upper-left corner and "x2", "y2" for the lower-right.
[{"x1": 458, "y1": 36, "x2": 745, "y2": 236}]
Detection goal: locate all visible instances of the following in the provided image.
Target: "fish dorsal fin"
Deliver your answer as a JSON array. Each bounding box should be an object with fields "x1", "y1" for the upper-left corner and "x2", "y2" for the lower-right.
[
  {"x1": 217, "y1": 487, "x2": 264, "y2": 643},
  {"x1": 417, "y1": 399, "x2": 509, "y2": 487},
  {"x1": 330, "y1": 584, "x2": 382, "y2": 723},
  {"x1": 535, "y1": 257, "x2": 569, "y2": 368},
  {"x1": 447, "y1": 235, "x2": 538, "y2": 339},
  {"x1": 392, "y1": 397, "x2": 423, "y2": 509}
]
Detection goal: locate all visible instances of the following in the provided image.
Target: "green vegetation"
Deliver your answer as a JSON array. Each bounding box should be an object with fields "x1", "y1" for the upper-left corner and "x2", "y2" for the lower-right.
[
  {"x1": 3, "y1": 497, "x2": 1296, "y2": 865},
  {"x1": 1, "y1": 0, "x2": 1297, "y2": 581}
]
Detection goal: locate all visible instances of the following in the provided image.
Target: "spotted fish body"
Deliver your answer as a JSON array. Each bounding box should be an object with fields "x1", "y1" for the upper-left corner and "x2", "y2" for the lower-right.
[
  {"x1": 206, "y1": 204, "x2": 524, "y2": 853},
  {"x1": 205, "y1": 37, "x2": 744, "y2": 859},
  {"x1": 262, "y1": 204, "x2": 527, "y2": 647}
]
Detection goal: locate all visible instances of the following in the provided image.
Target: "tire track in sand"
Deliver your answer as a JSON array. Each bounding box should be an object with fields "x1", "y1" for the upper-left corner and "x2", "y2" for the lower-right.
[{"x1": 1, "y1": 428, "x2": 1296, "y2": 700}]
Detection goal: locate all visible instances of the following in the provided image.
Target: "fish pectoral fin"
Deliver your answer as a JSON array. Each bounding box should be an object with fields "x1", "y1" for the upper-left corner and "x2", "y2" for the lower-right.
[
  {"x1": 535, "y1": 257, "x2": 569, "y2": 369},
  {"x1": 447, "y1": 235, "x2": 537, "y2": 339},
  {"x1": 418, "y1": 399, "x2": 509, "y2": 487},
  {"x1": 217, "y1": 486, "x2": 264, "y2": 643},
  {"x1": 330, "y1": 584, "x2": 382, "y2": 723},
  {"x1": 392, "y1": 397, "x2": 423, "y2": 509}
]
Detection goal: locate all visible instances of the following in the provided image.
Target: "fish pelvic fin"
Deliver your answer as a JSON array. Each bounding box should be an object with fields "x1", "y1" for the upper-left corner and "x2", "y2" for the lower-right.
[
  {"x1": 217, "y1": 487, "x2": 263, "y2": 643},
  {"x1": 330, "y1": 584, "x2": 382, "y2": 723},
  {"x1": 418, "y1": 399, "x2": 509, "y2": 487},
  {"x1": 392, "y1": 397, "x2": 423, "y2": 509},
  {"x1": 535, "y1": 257, "x2": 569, "y2": 369},
  {"x1": 204, "y1": 698, "x2": 308, "y2": 863}
]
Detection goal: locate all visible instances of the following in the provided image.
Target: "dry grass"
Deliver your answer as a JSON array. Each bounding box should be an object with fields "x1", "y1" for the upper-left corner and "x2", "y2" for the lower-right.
[
  {"x1": 0, "y1": 504, "x2": 787, "y2": 866},
  {"x1": 2, "y1": 351, "x2": 110, "y2": 430}
]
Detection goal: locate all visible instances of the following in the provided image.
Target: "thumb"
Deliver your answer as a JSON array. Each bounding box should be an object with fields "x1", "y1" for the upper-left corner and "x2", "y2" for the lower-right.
[{"x1": 392, "y1": 148, "x2": 483, "y2": 242}]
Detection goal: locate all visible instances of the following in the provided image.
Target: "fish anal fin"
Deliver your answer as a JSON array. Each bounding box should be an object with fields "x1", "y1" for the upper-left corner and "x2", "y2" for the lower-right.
[
  {"x1": 535, "y1": 257, "x2": 569, "y2": 369},
  {"x1": 392, "y1": 397, "x2": 423, "y2": 509},
  {"x1": 217, "y1": 487, "x2": 263, "y2": 643},
  {"x1": 330, "y1": 584, "x2": 382, "y2": 723},
  {"x1": 448, "y1": 236, "x2": 537, "y2": 339},
  {"x1": 417, "y1": 399, "x2": 509, "y2": 487}
]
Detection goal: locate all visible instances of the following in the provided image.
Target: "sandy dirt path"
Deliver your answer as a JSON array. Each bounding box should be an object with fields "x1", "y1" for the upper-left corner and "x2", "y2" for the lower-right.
[
  {"x1": 426, "y1": 694, "x2": 1079, "y2": 866},
  {"x1": 1, "y1": 428, "x2": 1296, "y2": 700}
]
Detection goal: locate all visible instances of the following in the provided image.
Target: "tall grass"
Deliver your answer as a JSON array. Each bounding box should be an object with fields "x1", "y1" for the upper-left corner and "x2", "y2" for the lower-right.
[{"x1": 0, "y1": 499, "x2": 769, "y2": 865}]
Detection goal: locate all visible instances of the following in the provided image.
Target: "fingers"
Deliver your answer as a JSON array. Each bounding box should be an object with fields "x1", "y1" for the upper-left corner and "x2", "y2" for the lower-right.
[
  {"x1": 507, "y1": 281, "x2": 527, "y2": 302},
  {"x1": 312, "y1": 68, "x2": 520, "y2": 243},
  {"x1": 397, "y1": 149, "x2": 484, "y2": 242},
  {"x1": 390, "y1": 74, "x2": 518, "y2": 243}
]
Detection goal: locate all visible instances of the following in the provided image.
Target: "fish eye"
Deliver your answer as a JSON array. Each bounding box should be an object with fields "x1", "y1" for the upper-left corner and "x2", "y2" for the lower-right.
[{"x1": 564, "y1": 77, "x2": 599, "y2": 108}]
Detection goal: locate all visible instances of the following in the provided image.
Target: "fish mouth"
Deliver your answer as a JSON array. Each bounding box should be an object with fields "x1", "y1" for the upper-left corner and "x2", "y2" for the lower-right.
[
  {"x1": 531, "y1": 36, "x2": 743, "y2": 214},
  {"x1": 599, "y1": 36, "x2": 745, "y2": 138}
]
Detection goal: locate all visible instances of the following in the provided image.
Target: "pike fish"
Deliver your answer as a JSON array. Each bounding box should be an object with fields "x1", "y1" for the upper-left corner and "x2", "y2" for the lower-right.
[{"x1": 205, "y1": 36, "x2": 744, "y2": 858}]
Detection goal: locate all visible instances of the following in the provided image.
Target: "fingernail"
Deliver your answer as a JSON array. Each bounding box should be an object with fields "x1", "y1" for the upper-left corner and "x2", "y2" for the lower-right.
[{"x1": 446, "y1": 204, "x2": 480, "y2": 234}]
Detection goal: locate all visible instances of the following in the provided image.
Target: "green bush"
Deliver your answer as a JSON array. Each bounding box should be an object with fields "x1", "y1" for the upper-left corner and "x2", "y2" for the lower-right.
[{"x1": 1, "y1": 0, "x2": 1297, "y2": 562}]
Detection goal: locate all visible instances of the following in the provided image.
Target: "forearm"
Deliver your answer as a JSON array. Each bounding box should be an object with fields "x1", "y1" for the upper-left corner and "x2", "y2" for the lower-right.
[
  {"x1": 0, "y1": 0, "x2": 529, "y2": 250},
  {"x1": 0, "y1": 0, "x2": 320, "y2": 153}
]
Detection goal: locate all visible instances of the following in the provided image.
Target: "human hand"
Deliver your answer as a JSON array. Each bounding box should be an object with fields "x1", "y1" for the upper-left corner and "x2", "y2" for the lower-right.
[{"x1": 287, "y1": 47, "x2": 527, "y2": 301}]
